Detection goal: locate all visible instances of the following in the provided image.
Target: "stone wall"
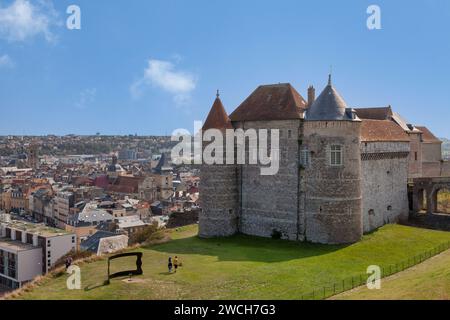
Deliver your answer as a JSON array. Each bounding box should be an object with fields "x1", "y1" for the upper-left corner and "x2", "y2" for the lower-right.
[
  {"x1": 422, "y1": 142, "x2": 442, "y2": 162},
  {"x1": 302, "y1": 121, "x2": 363, "y2": 244},
  {"x1": 361, "y1": 141, "x2": 410, "y2": 233},
  {"x1": 442, "y1": 161, "x2": 450, "y2": 177},
  {"x1": 199, "y1": 137, "x2": 239, "y2": 238},
  {"x1": 408, "y1": 132, "x2": 423, "y2": 178},
  {"x1": 422, "y1": 162, "x2": 442, "y2": 177},
  {"x1": 233, "y1": 120, "x2": 302, "y2": 240}
]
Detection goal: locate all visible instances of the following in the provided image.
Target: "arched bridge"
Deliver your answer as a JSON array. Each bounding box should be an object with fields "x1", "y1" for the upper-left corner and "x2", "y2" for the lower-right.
[{"x1": 410, "y1": 177, "x2": 450, "y2": 215}]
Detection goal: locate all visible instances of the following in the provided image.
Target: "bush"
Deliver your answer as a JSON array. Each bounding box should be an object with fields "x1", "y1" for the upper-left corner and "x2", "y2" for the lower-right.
[{"x1": 129, "y1": 222, "x2": 161, "y2": 245}]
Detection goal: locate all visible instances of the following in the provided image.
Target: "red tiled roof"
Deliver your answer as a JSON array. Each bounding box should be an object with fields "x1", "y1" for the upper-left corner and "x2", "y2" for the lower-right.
[
  {"x1": 202, "y1": 97, "x2": 233, "y2": 131},
  {"x1": 355, "y1": 107, "x2": 393, "y2": 120},
  {"x1": 361, "y1": 120, "x2": 410, "y2": 142},
  {"x1": 229, "y1": 83, "x2": 307, "y2": 122},
  {"x1": 416, "y1": 126, "x2": 441, "y2": 143}
]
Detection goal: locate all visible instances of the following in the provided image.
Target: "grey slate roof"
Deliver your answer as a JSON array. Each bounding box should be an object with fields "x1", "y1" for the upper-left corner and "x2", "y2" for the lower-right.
[
  {"x1": 391, "y1": 112, "x2": 421, "y2": 133},
  {"x1": 80, "y1": 230, "x2": 116, "y2": 253},
  {"x1": 69, "y1": 202, "x2": 114, "y2": 225},
  {"x1": 153, "y1": 153, "x2": 172, "y2": 174},
  {"x1": 306, "y1": 77, "x2": 352, "y2": 121}
]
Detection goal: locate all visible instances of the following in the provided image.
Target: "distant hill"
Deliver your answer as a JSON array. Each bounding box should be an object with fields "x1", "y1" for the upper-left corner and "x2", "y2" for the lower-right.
[{"x1": 442, "y1": 138, "x2": 450, "y2": 160}]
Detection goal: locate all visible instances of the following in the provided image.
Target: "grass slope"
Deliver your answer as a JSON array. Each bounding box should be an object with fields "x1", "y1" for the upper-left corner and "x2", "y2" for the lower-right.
[
  {"x1": 332, "y1": 249, "x2": 450, "y2": 300},
  {"x1": 15, "y1": 224, "x2": 450, "y2": 300}
]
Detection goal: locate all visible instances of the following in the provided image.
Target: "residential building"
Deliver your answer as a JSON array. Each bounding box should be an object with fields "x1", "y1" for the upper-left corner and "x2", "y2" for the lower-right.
[{"x1": 0, "y1": 215, "x2": 76, "y2": 289}]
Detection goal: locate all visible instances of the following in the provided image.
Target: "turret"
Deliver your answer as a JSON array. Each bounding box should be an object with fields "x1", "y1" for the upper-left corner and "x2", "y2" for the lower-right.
[
  {"x1": 199, "y1": 91, "x2": 239, "y2": 238},
  {"x1": 302, "y1": 75, "x2": 363, "y2": 244}
]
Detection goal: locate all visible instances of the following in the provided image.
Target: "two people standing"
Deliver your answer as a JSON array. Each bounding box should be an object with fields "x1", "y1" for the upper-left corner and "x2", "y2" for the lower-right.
[{"x1": 168, "y1": 256, "x2": 180, "y2": 273}]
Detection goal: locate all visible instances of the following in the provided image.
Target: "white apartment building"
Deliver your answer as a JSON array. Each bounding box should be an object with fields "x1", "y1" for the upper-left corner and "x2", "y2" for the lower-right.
[{"x1": 0, "y1": 216, "x2": 76, "y2": 289}]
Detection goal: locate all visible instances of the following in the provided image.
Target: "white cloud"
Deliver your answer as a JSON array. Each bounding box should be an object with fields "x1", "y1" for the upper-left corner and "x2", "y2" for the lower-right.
[
  {"x1": 0, "y1": 54, "x2": 13, "y2": 68},
  {"x1": 75, "y1": 88, "x2": 97, "y2": 109},
  {"x1": 0, "y1": 0, "x2": 60, "y2": 42},
  {"x1": 131, "y1": 58, "x2": 197, "y2": 105}
]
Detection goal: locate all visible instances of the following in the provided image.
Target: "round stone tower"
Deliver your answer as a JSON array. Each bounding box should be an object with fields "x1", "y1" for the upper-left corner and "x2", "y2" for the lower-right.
[
  {"x1": 302, "y1": 76, "x2": 363, "y2": 244},
  {"x1": 199, "y1": 92, "x2": 239, "y2": 238}
]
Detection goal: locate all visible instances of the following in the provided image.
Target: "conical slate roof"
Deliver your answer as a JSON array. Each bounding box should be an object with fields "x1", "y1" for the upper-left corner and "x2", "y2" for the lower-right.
[
  {"x1": 306, "y1": 76, "x2": 350, "y2": 121},
  {"x1": 202, "y1": 95, "x2": 233, "y2": 131}
]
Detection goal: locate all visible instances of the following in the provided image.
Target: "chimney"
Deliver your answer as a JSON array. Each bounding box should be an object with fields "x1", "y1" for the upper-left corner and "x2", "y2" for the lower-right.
[{"x1": 307, "y1": 85, "x2": 315, "y2": 107}]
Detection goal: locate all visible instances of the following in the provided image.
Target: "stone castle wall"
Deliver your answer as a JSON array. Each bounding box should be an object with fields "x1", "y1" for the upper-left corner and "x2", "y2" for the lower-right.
[
  {"x1": 233, "y1": 120, "x2": 302, "y2": 240},
  {"x1": 199, "y1": 119, "x2": 414, "y2": 244},
  {"x1": 408, "y1": 133, "x2": 423, "y2": 178},
  {"x1": 422, "y1": 162, "x2": 442, "y2": 178},
  {"x1": 442, "y1": 161, "x2": 450, "y2": 177},
  {"x1": 302, "y1": 121, "x2": 363, "y2": 244},
  {"x1": 360, "y1": 141, "x2": 410, "y2": 233},
  {"x1": 198, "y1": 137, "x2": 239, "y2": 238}
]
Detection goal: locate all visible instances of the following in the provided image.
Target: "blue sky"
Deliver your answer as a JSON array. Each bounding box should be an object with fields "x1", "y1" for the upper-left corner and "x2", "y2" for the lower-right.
[{"x1": 0, "y1": 0, "x2": 450, "y2": 137}]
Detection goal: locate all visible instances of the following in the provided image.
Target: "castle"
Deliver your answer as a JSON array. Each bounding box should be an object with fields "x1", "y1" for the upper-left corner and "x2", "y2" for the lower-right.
[{"x1": 199, "y1": 76, "x2": 448, "y2": 244}]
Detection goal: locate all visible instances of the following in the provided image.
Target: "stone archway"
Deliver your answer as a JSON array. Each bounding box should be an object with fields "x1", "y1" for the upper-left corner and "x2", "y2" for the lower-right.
[
  {"x1": 412, "y1": 178, "x2": 450, "y2": 216},
  {"x1": 430, "y1": 184, "x2": 450, "y2": 214}
]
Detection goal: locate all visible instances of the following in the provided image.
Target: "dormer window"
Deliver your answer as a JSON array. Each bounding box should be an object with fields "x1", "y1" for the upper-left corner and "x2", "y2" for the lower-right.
[{"x1": 330, "y1": 145, "x2": 343, "y2": 166}]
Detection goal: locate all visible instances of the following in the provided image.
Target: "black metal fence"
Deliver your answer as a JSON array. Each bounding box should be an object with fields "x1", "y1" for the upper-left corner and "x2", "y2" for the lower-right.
[{"x1": 300, "y1": 240, "x2": 450, "y2": 300}]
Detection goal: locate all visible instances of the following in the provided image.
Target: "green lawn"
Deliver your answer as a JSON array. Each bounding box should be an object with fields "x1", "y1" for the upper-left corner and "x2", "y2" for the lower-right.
[
  {"x1": 332, "y1": 249, "x2": 450, "y2": 300},
  {"x1": 14, "y1": 224, "x2": 450, "y2": 300}
]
